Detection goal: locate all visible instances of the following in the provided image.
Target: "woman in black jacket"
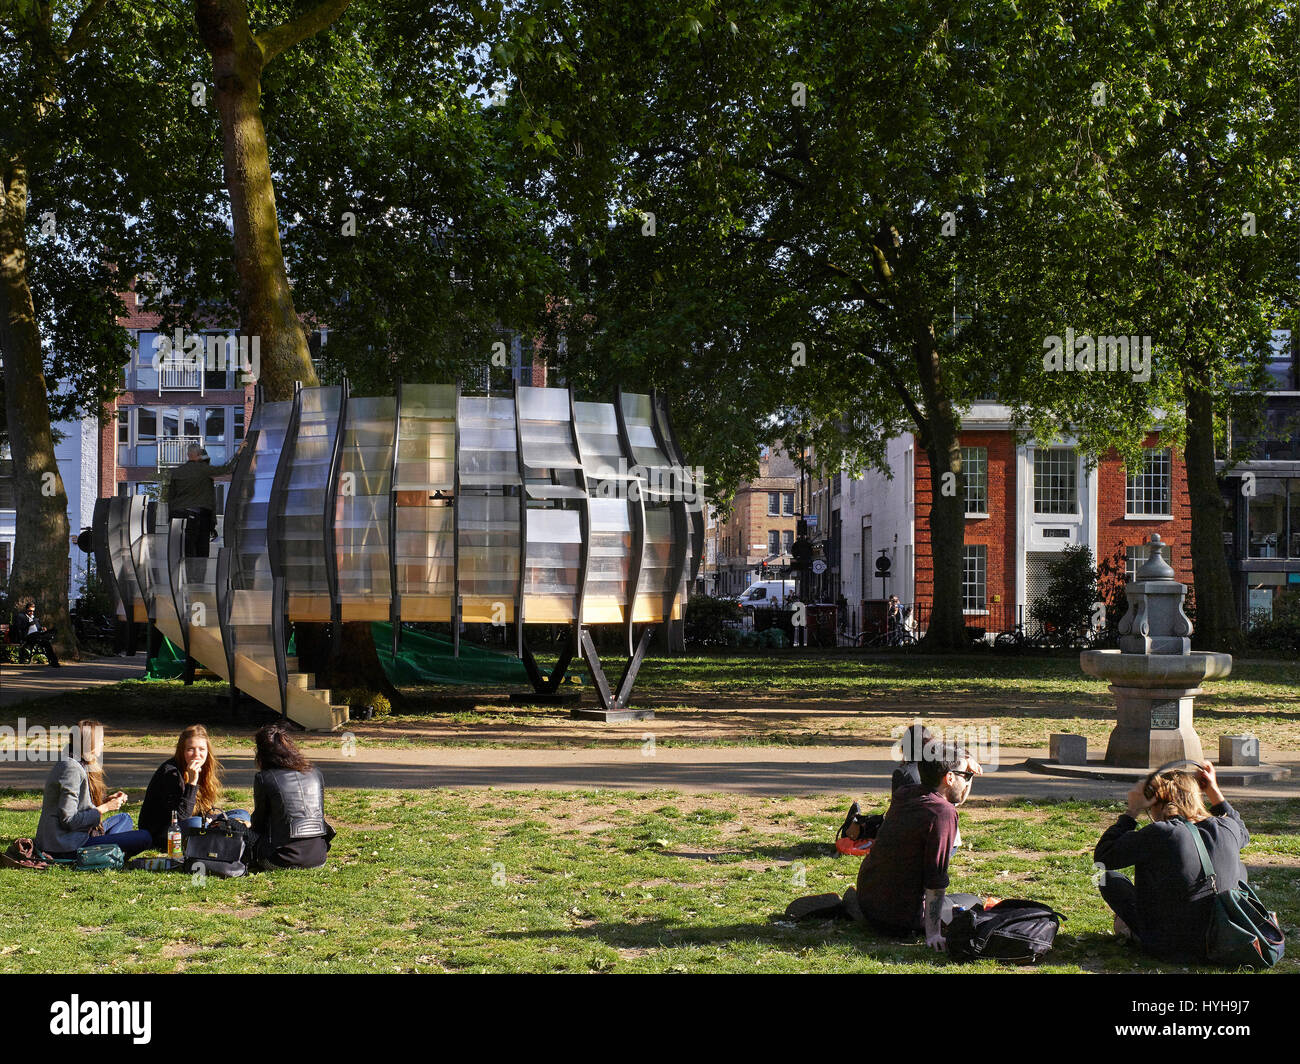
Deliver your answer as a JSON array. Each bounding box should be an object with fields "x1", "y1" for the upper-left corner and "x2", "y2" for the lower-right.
[
  {"x1": 139, "y1": 724, "x2": 237, "y2": 847},
  {"x1": 1094, "y1": 761, "x2": 1251, "y2": 963},
  {"x1": 248, "y1": 724, "x2": 334, "y2": 870}
]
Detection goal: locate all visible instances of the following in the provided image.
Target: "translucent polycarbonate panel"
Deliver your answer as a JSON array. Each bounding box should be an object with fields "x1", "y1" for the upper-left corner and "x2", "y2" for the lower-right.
[
  {"x1": 620, "y1": 392, "x2": 665, "y2": 460},
  {"x1": 633, "y1": 505, "x2": 675, "y2": 622},
  {"x1": 224, "y1": 399, "x2": 291, "y2": 673},
  {"x1": 573, "y1": 400, "x2": 633, "y2": 480},
  {"x1": 518, "y1": 386, "x2": 582, "y2": 471},
  {"x1": 458, "y1": 396, "x2": 520, "y2": 485},
  {"x1": 107, "y1": 498, "x2": 143, "y2": 612},
  {"x1": 580, "y1": 496, "x2": 632, "y2": 625},
  {"x1": 395, "y1": 384, "x2": 455, "y2": 492},
  {"x1": 523, "y1": 507, "x2": 580, "y2": 619},
  {"x1": 335, "y1": 395, "x2": 395, "y2": 608},
  {"x1": 620, "y1": 391, "x2": 680, "y2": 500},
  {"x1": 458, "y1": 493, "x2": 521, "y2": 611},
  {"x1": 527, "y1": 508, "x2": 583, "y2": 545},
  {"x1": 274, "y1": 387, "x2": 342, "y2": 605},
  {"x1": 145, "y1": 504, "x2": 178, "y2": 629}
]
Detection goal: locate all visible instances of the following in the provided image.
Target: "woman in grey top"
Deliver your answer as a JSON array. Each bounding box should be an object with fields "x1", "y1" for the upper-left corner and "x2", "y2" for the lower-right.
[{"x1": 35, "y1": 719, "x2": 153, "y2": 858}]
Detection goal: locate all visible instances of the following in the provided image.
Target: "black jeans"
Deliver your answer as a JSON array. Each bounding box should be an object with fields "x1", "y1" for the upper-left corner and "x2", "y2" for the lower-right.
[
  {"x1": 1098, "y1": 870, "x2": 1142, "y2": 941},
  {"x1": 22, "y1": 630, "x2": 59, "y2": 667},
  {"x1": 866, "y1": 892, "x2": 983, "y2": 937},
  {"x1": 175, "y1": 508, "x2": 214, "y2": 558}
]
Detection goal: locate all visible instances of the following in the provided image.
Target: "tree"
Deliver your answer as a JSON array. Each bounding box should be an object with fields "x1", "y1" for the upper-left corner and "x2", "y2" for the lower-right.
[
  {"x1": 184, "y1": 1, "x2": 567, "y2": 694},
  {"x1": 1029, "y1": 544, "x2": 1099, "y2": 646},
  {"x1": 496, "y1": 0, "x2": 1128, "y2": 648},
  {"x1": 0, "y1": 0, "x2": 198, "y2": 658},
  {"x1": 1055, "y1": 0, "x2": 1298, "y2": 654}
]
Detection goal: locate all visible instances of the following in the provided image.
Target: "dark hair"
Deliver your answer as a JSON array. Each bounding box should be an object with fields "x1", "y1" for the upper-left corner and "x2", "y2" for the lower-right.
[
  {"x1": 253, "y1": 724, "x2": 312, "y2": 773},
  {"x1": 899, "y1": 724, "x2": 933, "y2": 763},
  {"x1": 917, "y1": 740, "x2": 966, "y2": 790}
]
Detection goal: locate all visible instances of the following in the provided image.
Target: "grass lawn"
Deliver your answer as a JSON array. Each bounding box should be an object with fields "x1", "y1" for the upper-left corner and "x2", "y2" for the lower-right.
[
  {"x1": 2, "y1": 788, "x2": 1297, "y2": 974},
  {"x1": 6, "y1": 652, "x2": 1297, "y2": 758}
]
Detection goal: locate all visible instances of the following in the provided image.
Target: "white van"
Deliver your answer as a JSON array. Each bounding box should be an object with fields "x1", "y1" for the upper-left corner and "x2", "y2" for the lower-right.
[{"x1": 735, "y1": 580, "x2": 796, "y2": 609}]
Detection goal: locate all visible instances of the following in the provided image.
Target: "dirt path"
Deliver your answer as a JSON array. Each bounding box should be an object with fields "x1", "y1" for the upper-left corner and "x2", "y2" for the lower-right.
[{"x1": 3, "y1": 744, "x2": 1298, "y2": 799}]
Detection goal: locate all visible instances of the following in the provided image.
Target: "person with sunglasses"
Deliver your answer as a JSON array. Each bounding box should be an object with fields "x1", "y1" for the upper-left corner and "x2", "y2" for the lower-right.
[
  {"x1": 1093, "y1": 760, "x2": 1251, "y2": 962},
  {"x1": 856, "y1": 740, "x2": 982, "y2": 949}
]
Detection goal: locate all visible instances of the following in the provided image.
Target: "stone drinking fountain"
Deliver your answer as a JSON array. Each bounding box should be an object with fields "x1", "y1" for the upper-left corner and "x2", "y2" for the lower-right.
[
  {"x1": 1079, "y1": 534, "x2": 1230, "y2": 767},
  {"x1": 1027, "y1": 533, "x2": 1287, "y2": 783}
]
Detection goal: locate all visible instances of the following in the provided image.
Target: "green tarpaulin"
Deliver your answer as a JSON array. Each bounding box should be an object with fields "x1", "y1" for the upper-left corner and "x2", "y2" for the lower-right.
[
  {"x1": 372, "y1": 622, "x2": 540, "y2": 686},
  {"x1": 146, "y1": 636, "x2": 186, "y2": 679}
]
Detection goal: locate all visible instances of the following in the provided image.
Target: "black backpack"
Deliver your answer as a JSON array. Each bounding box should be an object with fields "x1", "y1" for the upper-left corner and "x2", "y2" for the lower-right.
[
  {"x1": 944, "y1": 899, "x2": 1065, "y2": 964},
  {"x1": 182, "y1": 816, "x2": 248, "y2": 879}
]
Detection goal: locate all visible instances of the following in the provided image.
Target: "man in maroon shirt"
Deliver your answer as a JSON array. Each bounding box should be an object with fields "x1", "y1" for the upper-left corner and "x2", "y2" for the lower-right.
[{"x1": 857, "y1": 742, "x2": 982, "y2": 949}]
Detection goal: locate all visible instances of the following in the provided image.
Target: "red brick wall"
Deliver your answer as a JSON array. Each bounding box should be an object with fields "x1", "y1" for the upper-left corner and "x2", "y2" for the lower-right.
[
  {"x1": 1096, "y1": 433, "x2": 1193, "y2": 581},
  {"x1": 913, "y1": 430, "x2": 1194, "y2": 610},
  {"x1": 914, "y1": 431, "x2": 1018, "y2": 609}
]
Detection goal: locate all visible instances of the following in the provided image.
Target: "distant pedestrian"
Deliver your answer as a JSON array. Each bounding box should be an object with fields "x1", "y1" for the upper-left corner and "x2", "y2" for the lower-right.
[
  {"x1": 166, "y1": 444, "x2": 240, "y2": 557},
  {"x1": 789, "y1": 592, "x2": 807, "y2": 648},
  {"x1": 16, "y1": 600, "x2": 60, "y2": 667}
]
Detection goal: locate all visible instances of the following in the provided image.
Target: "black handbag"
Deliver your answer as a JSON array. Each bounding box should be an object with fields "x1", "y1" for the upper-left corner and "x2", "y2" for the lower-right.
[{"x1": 182, "y1": 816, "x2": 248, "y2": 877}]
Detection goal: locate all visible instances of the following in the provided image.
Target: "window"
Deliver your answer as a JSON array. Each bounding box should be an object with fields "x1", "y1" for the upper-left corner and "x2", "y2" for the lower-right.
[
  {"x1": 904, "y1": 449, "x2": 914, "y2": 506},
  {"x1": 768, "y1": 492, "x2": 781, "y2": 516},
  {"x1": 1247, "y1": 479, "x2": 1287, "y2": 558},
  {"x1": 205, "y1": 408, "x2": 226, "y2": 441},
  {"x1": 783, "y1": 529, "x2": 794, "y2": 553},
  {"x1": 962, "y1": 545, "x2": 987, "y2": 612},
  {"x1": 136, "y1": 408, "x2": 157, "y2": 442},
  {"x1": 234, "y1": 406, "x2": 245, "y2": 442},
  {"x1": 1126, "y1": 448, "x2": 1172, "y2": 516},
  {"x1": 962, "y1": 446, "x2": 987, "y2": 515},
  {"x1": 1034, "y1": 448, "x2": 1078, "y2": 514},
  {"x1": 1125, "y1": 545, "x2": 1144, "y2": 582},
  {"x1": 117, "y1": 410, "x2": 129, "y2": 443},
  {"x1": 768, "y1": 529, "x2": 780, "y2": 556},
  {"x1": 783, "y1": 491, "x2": 795, "y2": 515}
]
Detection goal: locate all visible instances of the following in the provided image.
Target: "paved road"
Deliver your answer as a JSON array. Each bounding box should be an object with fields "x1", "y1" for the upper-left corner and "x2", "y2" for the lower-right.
[
  {"x1": 0, "y1": 658, "x2": 144, "y2": 708},
  {"x1": 3, "y1": 745, "x2": 1298, "y2": 800}
]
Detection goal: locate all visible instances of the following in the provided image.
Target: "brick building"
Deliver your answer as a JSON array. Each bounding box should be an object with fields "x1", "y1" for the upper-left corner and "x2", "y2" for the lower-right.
[
  {"x1": 707, "y1": 445, "x2": 799, "y2": 596},
  {"x1": 837, "y1": 403, "x2": 1193, "y2": 636},
  {"x1": 102, "y1": 291, "x2": 260, "y2": 504}
]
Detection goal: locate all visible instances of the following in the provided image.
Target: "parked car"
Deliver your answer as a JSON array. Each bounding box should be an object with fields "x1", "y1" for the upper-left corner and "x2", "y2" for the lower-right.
[{"x1": 735, "y1": 580, "x2": 796, "y2": 609}]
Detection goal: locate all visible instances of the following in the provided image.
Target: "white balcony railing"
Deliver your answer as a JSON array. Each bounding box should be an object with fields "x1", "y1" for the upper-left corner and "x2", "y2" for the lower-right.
[
  {"x1": 157, "y1": 436, "x2": 204, "y2": 470},
  {"x1": 158, "y1": 359, "x2": 204, "y2": 395}
]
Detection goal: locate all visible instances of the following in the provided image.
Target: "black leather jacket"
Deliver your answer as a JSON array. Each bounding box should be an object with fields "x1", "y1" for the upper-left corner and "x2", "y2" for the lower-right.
[{"x1": 250, "y1": 767, "x2": 331, "y2": 850}]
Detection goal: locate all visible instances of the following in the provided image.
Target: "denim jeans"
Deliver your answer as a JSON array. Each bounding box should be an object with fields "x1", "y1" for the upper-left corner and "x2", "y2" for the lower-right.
[{"x1": 80, "y1": 812, "x2": 154, "y2": 858}]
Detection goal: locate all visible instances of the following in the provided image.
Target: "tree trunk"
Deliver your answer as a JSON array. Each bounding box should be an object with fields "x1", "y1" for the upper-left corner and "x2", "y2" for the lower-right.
[
  {"x1": 1, "y1": 156, "x2": 76, "y2": 663},
  {"x1": 194, "y1": 0, "x2": 317, "y2": 400},
  {"x1": 1183, "y1": 386, "x2": 1243, "y2": 654},
  {"x1": 912, "y1": 322, "x2": 967, "y2": 650},
  {"x1": 194, "y1": 1, "x2": 395, "y2": 702}
]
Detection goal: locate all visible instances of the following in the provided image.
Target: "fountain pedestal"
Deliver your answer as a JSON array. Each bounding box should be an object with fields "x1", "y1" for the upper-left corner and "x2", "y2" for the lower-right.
[
  {"x1": 1029, "y1": 534, "x2": 1288, "y2": 784},
  {"x1": 1080, "y1": 651, "x2": 1231, "y2": 768}
]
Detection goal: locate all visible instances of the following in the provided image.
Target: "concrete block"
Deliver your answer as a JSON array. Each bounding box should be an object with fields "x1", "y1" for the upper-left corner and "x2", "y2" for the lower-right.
[
  {"x1": 1219, "y1": 734, "x2": 1260, "y2": 767},
  {"x1": 1050, "y1": 733, "x2": 1087, "y2": 765}
]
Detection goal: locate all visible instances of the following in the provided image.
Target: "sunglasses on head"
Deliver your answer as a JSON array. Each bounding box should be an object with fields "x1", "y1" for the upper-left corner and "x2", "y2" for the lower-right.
[{"x1": 1142, "y1": 758, "x2": 1203, "y2": 800}]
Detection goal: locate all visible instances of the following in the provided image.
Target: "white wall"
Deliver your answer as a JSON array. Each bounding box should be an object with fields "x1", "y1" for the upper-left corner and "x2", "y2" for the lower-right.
[{"x1": 0, "y1": 414, "x2": 98, "y2": 600}]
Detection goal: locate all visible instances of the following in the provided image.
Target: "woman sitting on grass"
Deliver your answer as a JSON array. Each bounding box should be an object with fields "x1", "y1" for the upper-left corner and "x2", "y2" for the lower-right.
[
  {"x1": 35, "y1": 719, "x2": 153, "y2": 859},
  {"x1": 1093, "y1": 760, "x2": 1250, "y2": 963},
  {"x1": 139, "y1": 724, "x2": 247, "y2": 848},
  {"x1": 248, "y1": 724, "x2": 334, "y2": 870}
]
